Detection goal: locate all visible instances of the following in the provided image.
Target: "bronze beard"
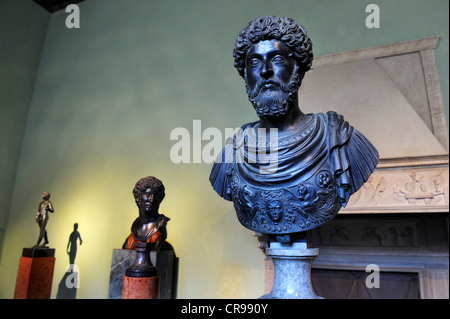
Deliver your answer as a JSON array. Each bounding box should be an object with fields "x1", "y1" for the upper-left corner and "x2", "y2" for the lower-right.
[{"x1": 245, "y1": 64, "x2": 301, "y2": 118}]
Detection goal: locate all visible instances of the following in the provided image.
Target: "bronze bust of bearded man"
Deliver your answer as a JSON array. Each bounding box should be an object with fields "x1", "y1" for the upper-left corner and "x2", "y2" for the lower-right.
[{"x1": 210, "y1": 16, "x2": 379, "y2": 235}]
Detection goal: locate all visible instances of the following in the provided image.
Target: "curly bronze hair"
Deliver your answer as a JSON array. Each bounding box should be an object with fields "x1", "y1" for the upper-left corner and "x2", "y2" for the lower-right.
[
  {"x1": 233, "y1": 16, "x2": 313, "y2": 79},
  {"x1": 133, "y1": 176, "x2": 165, "y2": 205}
]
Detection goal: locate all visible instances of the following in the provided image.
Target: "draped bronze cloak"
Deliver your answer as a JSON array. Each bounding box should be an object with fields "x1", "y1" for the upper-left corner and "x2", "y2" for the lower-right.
[{"x1": 210, "y1": 111, "x2": 379, "y2": 234}]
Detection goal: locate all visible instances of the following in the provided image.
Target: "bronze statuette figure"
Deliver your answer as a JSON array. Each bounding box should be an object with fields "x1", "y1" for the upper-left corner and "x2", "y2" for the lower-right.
[{"x1": 34, "y1": 192, "x2": 54, "y2": 248}]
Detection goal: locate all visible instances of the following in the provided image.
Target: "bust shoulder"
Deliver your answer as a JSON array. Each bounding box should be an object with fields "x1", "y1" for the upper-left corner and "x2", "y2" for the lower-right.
[{"x1": 131, "y1": 214, "x2": 170, "y2": 242}]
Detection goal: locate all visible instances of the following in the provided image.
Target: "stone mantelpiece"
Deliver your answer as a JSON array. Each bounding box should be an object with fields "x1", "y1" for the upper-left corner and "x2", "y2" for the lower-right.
[
  {"x1": 309, "y1": 213, "x2": 448, "y2": 299},
  {"x1": 257, "y1": 212, "x2": 449, "y2": 299},
  {"x1": 301, "y1": 36, "x2": 448, "y2": 157},
  {"x1": 257, "y1": 155, "x2": 449, "y2": 298},
  {"x1": 258, "y1": 35, "x2": 449, "y2": 299},
  {"x1": 306, "y1": 36, "x2": 448, "y2": 154},
  {"x1": 342, "y1": 155, "x2": 449, "y2": 214}
]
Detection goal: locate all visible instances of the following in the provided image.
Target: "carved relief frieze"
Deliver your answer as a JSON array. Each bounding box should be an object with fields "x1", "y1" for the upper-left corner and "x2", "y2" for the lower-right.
[
  {"x1": 341, "y1": 155, "x2": 449, "y2": 214},
  {"x1": 309, "y1": 219, "x2": 420, "y2": 248}
]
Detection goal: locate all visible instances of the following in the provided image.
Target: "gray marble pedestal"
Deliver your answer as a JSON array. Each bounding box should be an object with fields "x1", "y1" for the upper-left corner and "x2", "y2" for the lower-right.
[
  {"x1": 261, "y1": 242, "x2": 322, "y2": 299},
  {"x1": 108, "y1": 249, "x2": 178, "y2": 299}
]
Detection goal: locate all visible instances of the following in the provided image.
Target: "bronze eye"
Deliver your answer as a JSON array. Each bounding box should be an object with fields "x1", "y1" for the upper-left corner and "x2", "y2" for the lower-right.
[
  {"x1": 249, "y1": 58, "x2": 261, "y2": 67},
  {"x1": 272, "y1": 55, "x2": 285, "y2": 63}
]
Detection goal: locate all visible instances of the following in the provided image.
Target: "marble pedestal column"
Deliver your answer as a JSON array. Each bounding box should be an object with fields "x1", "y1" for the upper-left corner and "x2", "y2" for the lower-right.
[
  {"x1": 121, "y1": 242, "x2": 160, "y2": 299},
  {"x1": 261, "y1": 242, "x2": 322, "y2": 299},
  {"x1": 122, "y1": 275, "x2": 160, "y2": 299},
  {"x1": 108, "y1": 249, "x2": 177, "y2": 299},
  {"x1": 14, "y1": 248, "x2": 56, "y2": 299}
]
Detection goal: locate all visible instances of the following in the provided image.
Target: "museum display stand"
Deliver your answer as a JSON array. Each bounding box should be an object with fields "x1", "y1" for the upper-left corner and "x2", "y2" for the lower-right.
[
  {"x1": 14, "y1": 247, "x2": 55, "y2": 299},
  {"x1": 261, "y1": 234, "x2": 322, "y2": 299},
  {"x1": 120, "y1": 242, "x2": 160, "y2": 299},
  {"x1": 122, "y1": 274, "x2": 160, "y2": 299},
  {"x1": 109, "y1": 248, "x2": 177, "y2": 299}
]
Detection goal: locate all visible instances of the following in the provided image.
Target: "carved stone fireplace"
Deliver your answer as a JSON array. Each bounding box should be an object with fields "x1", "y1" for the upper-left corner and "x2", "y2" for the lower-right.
[
  {"x1": 258, "y1": 36, "x2": 449, "y2": 299},
  {"x1": 259, "y1": 155, "x2": 448, "y2": 298},
  {"x1": 309, "y1": 212, "x2": 448, "y2": 299}
]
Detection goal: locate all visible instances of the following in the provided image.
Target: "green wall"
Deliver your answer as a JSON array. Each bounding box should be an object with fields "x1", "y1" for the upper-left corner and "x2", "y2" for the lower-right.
[
  {"x1": 0, "y1": 0, "x2": 448, "y2": 298},
  {"x1": 0, "y1": 0, "x2": 49, "y2": 263}
]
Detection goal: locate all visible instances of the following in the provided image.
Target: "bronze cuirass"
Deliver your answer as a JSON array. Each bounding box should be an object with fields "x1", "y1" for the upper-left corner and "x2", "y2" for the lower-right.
[
  {"x1": 210, "y1": 112, "x2": 379, "y2": 235},
  {"x1": 229, "y1": 153, "x2": 341, "y2": 234}
]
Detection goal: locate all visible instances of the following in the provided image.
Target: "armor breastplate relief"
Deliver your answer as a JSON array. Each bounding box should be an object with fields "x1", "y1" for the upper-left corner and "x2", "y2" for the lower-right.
[
  {"x1": 230, "y1": 157, "x2": 341, "y2": 234},
  {"x1": 210, "y1": 112, "x2": 379, "y2": 235}
]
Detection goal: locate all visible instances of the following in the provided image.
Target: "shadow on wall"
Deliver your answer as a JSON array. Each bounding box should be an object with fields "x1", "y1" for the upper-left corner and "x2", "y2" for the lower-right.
[{"x1": 56, "y1": 223, "x2": 82, "y2": 299}]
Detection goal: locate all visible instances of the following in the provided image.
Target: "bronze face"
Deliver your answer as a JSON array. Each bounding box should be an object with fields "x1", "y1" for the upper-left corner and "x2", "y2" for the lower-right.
[
  {"x1": 245, "y1": 39, "x2": 297, "y2": 118},
  {"x1": 139, "y1": 187, "x2": 160, "y2": 214}
]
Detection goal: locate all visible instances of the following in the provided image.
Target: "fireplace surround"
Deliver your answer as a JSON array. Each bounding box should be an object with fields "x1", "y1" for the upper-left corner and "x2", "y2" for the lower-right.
[{"x1": 257, "y1": 36, "x2": 449, "y2": 299}]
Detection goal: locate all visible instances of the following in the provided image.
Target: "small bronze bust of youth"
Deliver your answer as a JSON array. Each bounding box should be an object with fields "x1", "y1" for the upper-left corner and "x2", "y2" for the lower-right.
[
  {"x1": 125, "y1": 176, "x2": 170, "y2": 277},
  {"x1": 210, "y1": 16, "x2": 379, "y2": 236}
]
